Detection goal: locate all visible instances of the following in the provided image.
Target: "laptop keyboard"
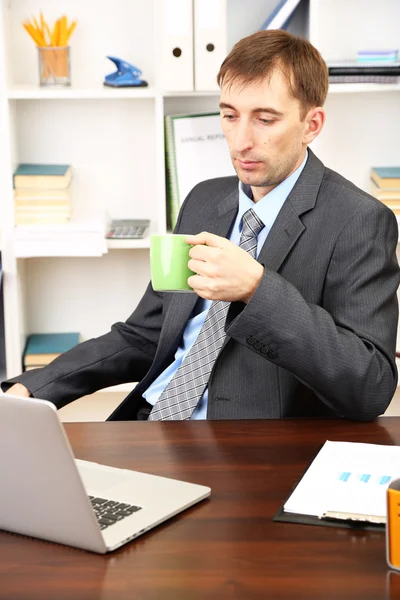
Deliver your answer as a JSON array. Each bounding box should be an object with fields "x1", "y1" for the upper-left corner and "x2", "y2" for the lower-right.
[{"x1": 89, "y1": 496, "x2": 142, "y2": 530}]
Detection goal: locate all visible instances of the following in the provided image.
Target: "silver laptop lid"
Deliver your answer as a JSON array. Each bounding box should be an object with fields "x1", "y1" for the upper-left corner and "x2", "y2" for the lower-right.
[{"x1": 0, "y1": 394, "x2": 106, "y2": 553}]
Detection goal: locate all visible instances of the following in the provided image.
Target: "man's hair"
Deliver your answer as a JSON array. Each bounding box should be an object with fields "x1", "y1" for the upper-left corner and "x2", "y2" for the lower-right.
[{"x1": 217, "y1": 30, "x2": 328, "y2": 119}]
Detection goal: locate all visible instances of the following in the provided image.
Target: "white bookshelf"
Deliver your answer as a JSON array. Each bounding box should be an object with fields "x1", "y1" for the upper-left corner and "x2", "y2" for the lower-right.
[
  {"x1": 309, "y1": 0, "x2": 400, "y2": 374},
  {"x1": 0, "y1": 0, "x2": 164, "y2": 379},
  {"x1": 309, "y1": 0, "x2": 400, "y2": 193},
  {"x1": 327, "y1": 84, "x2": 400, "y2": 94},
  {"x1": 0, "y1": 0, "x2": 399, "y2": 410},
  {"x1": 106, "y1": 237, "x2": 151, "y2": 250},
  {"x1": 7, "y1": 84, "x2": 158, "y2": 100}
]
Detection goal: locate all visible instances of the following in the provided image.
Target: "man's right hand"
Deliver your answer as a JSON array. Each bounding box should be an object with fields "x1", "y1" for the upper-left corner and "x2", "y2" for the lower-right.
[{"x1": 4, "y1": 383, "x2": 31, "y2": 397}]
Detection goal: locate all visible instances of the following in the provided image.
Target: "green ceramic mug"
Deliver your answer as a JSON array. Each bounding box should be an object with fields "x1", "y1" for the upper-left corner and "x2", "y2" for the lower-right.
[{"x1": 150, "y1": 234, "x2": 195, "y2": 292}]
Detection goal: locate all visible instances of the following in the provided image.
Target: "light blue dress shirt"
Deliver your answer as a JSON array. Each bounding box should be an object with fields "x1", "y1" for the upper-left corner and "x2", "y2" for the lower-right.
[{"x1": 143, "y1": 152, "x2": 308, "y2": 419}]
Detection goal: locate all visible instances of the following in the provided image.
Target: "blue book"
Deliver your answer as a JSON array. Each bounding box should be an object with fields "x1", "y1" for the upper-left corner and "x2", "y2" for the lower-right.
[
  {"x1": 357, "y1": 49, "x2": 398, "y2": 60},
  {"x1": 23, "y1": 332, "x2": 80, "y2": 367}
]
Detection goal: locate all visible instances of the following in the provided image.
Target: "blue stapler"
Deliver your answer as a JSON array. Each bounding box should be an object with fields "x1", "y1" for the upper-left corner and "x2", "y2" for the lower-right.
[{"x1": 103, "y1": 56, "x2": 148, "y2": 87}]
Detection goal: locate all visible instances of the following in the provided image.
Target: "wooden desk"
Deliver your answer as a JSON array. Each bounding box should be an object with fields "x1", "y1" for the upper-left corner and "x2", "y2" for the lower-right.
[{"x1": 1, "y1": 418, "x2": 400, "y2": 600}]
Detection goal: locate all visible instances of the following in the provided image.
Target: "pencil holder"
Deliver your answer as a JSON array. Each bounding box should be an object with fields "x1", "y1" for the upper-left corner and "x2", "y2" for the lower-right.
[{"x1": 38, "y1": 46, "x2": 71, "y2": 87}]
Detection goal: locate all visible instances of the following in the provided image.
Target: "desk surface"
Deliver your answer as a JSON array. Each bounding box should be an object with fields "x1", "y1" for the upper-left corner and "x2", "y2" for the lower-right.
[{"x1": 1, "y1": 418, "x2": 400, "y2": 600}]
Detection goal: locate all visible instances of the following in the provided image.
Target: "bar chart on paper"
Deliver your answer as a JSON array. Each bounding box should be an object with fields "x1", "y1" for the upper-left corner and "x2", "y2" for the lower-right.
[
  {"x1": 284, "y1": 441, "x2": 400, "y2": 520},
  {"x1": 338, "y1": 472, "x2": 392, "y2": 485}
]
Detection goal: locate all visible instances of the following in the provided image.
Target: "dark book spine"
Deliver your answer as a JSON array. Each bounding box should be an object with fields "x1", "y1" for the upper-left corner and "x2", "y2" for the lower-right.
[{"x1": 328, "y1": 66, "x2": 400, "y2": 76}]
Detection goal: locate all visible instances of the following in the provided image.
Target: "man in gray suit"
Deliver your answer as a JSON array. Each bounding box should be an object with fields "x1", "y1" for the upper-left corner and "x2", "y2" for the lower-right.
[{"x1": 3, "y1": 30, "x2": 399, "y2": 421}]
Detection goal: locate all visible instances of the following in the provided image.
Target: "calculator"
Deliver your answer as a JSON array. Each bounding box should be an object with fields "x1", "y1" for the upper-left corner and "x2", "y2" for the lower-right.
[{"x1": 106, "y1": 219, "x2": 150, "y2": 240}]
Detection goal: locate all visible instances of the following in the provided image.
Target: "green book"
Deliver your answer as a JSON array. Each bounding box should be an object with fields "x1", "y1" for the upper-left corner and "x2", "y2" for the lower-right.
[{"x1": 23, "y1": 332, "x2": 80, "y2": 368}]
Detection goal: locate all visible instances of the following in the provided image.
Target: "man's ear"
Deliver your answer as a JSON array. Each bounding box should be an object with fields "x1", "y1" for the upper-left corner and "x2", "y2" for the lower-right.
[{"x1": 303, "y1": 107, "x2": 326, "y2": 144}]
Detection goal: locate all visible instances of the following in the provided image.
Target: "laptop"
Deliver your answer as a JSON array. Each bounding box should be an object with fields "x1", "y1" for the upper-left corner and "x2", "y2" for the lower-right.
[{"x1": 0, "y1": 394, "x2": 211, "y2": 553}]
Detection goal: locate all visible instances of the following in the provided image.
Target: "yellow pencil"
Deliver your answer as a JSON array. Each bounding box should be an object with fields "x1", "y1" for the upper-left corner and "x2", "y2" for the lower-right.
[
  {"x1": 66, "y1": 21, "x2": 77, "y2": 44},
  {"x1": 23, "y1": 22, "x2": 45, "y2": 47},
  {"x1": 43, "y1": 21, "x2": 52, "y2": 46},
  {"x1": 60, "y1": 16, "x2": 68, "y2": 46},
  {"x1": 51, "y1": 19, "x2": 59, "y2": 46},
  {"x1": 32, "y1": 16, "x2": 41, "y2": 35},
  {"x1": 23, "y1": 14, "x2": 76, "y2": 48}
]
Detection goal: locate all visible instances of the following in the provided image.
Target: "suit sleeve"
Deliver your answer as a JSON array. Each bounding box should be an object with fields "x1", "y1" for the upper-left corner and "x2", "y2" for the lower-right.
[
  {"x1": 1, "y1": 183, "x2": 200, "y2": 408},
  {"x1": 0, "y1": 283, "x2": 165, "y2": 408},
  {"x1": 225, "y1": 202, "x2": 400, "y2": 421}
]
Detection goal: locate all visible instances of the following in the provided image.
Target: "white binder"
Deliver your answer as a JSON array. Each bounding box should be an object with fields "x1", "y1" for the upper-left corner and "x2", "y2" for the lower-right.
[
  {"x1": 261, "y1": 0, "x2": 303, "y2": 30},
  {"x1": 165, "y1": 112, "x2": 235, "y2": 226},
  {"x1": 194, "y1": 0, "x2": 227, "y2": 92},
  {"x1": 160, "y1": 0, "x2": 194, "y2": 92}
]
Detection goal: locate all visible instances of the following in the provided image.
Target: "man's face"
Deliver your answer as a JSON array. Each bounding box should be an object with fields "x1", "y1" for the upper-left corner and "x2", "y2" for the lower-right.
[{"x1": 219, "y1": 69, "x2": 322, "y2": 201}]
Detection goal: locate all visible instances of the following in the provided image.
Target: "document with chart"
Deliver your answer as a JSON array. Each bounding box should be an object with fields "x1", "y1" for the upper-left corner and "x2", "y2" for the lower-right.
[{"x1": 283, "y1": 440, "x2": 400, "y2": 523}]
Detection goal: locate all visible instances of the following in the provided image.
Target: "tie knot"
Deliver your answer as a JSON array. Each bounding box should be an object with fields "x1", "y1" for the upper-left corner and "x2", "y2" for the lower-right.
[{"x1": 241, "y1": 208, "x2": 264, "y2": 239}]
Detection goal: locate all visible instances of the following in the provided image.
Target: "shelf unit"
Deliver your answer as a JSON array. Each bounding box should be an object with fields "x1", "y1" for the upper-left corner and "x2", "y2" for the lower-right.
[
  {"x1": 6, "y1": 84, "x2": 158, "y2": 100},
  {"x1": 106, "y1": 237, "x2": 151, "y2": 250},
  {"x1": 0, "y1": 0, "x2": 399, "y2": 393},
  {"x1": 309, "y1": 0, "x2": 400, "y2": 361}
]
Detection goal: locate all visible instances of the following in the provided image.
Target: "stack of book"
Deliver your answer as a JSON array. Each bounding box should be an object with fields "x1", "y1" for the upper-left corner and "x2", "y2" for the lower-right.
[
  {"x1": 328, "y1": 49, "x2": 400, "y2": 84},
  {"x1": 13, "y1": 163, "x2": 72, "y2": 225},
  {"x1": 370, "y1": 167, "x2": 400, "y2": 215},
  {"x1": 23, "y1": 332, "x2": 80, "y2": 371}
]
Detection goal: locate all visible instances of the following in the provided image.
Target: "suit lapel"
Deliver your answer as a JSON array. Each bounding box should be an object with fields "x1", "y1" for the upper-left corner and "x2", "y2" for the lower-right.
[
  {"x1": 258, "y1": 149, "x2": 325, "y2": 271},
  {"x1": 257, "y1": 198, "x2": 305, "y2": 272}
]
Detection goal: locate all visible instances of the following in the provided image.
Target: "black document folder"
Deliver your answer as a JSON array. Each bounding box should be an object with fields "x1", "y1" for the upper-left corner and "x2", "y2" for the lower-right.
[
  {"x1": 273, "y1": 504, "x2": 384, "y2": 531},
  {"x1": 273, "y1": 444, "x2": 386, "y2": 531}
]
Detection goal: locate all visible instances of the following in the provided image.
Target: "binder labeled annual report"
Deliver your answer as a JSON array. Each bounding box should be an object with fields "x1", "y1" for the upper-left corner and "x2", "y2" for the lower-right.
[
  {"x1": 194, "y1": 0, "x2": 227, "y2": 91},
  {"x1": 275, "y1": 441, "x2": 400, "y2": 528},
  {"x1": 165, "y1": 112, "x2": 235, "y2": 227},
  {"x1": 160, "y1": 0, "x2": 193, "y2": 91}
]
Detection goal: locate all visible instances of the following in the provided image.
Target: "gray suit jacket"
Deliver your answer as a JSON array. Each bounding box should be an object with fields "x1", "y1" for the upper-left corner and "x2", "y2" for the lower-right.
[{"x1": 4, "y1": 150, "x2": 400, "y2": 420}]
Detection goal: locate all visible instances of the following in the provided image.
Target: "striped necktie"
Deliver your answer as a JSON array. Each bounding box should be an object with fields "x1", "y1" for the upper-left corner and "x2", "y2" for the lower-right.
[{"x1": 148, "y1": 208, "x2": 264, "y2": 420}]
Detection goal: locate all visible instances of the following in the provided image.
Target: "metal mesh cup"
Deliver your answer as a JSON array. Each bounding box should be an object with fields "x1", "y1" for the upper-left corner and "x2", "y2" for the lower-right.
[{"x1": 38, "y1": 46, "x2": 71, "y2": 87}]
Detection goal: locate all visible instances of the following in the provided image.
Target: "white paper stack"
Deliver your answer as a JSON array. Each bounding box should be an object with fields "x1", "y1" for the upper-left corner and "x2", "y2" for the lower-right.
[
  {"x1": 283, "y1": 440, "x2": 400, "y2": 522},
  {"x1": 13, "y1": 210, "x2": 109, "y2": 257}
]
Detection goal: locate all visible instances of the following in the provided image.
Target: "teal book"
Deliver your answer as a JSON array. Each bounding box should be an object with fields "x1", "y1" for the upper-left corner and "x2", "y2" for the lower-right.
[
  {"x1": 371, "y1": 167, "x2": 400, "y2": 179},
  {"x1": 14, "y1": 164, "x2": 72, "y2": 189},
  {"x1": 371, "y1": 167, "x2": 400, "y2": 189},
  {"x1": 23, "y1": 332, "x2": 80, "y2": 368},
  {"x1": 14, "y1": 164, "x2": 71, "y2": 177}
]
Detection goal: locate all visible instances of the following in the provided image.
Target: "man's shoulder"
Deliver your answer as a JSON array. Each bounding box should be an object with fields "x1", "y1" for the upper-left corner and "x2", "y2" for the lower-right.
[
  {"x1": 321, "y1": 166, "x2": 395, "y2": 218},
  {"x1": 322, "y1": 167, "x2": 368, "y2": 199}
]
